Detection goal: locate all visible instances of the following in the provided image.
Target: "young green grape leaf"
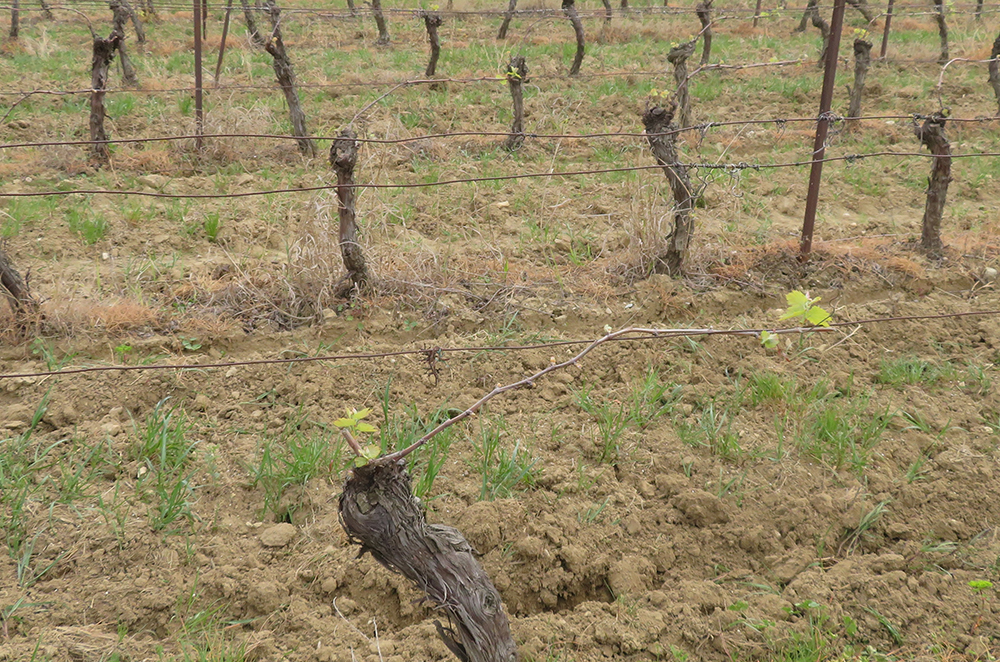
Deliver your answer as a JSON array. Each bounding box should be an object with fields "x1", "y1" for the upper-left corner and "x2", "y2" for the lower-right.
[
  {"x1": 760, "y1": 330, "x2": 779, "y2": 349},
  {"x1": 778, "y1": 290, "x2": 812, "y2": 321},
  {"x1": 356, "y1": 422, "x2": 378, "y2": 434},
  {"x1": 353, "y1": 408, "x2": 372, "y2": 420},
  {"x1": 363, "y1": 443, "x2": 381, "y2": 460},
  {"x1": 804, "y1": 305, "x2": 831, "y2": 327},
  {"x1": 333, "y1": 417, "x2": 355, "y2": 428}
]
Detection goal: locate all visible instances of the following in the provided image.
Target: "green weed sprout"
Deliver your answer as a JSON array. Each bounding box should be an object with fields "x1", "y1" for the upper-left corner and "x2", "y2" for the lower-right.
[
  {"x1": 760, "y1": 290, "x2": 831, "y2": 350},
  {"x1": 969, "y1": 579, "x2": 993, "y2": 630},
  {"x1": 334, "y1": 408, "x2": 380, "y2": 466}
]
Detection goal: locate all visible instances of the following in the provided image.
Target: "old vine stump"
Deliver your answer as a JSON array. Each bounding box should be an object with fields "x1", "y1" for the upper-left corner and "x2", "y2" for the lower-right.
[
  {"x1": 643, "y1": 103, "x2": 695, "y2": 276},
  {"x1": 339, "y1": 461, "x2": 518, "y2": 662},
  {"x1": 914, "y1": 113, "x2": 951, "y2": 256}
]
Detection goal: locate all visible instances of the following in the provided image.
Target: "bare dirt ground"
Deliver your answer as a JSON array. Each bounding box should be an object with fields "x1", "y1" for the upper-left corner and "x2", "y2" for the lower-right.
[
  {"x1": 2, "y1": 3, "x2": 1000, "y2": 661},
  {"x1": 2, "y1": 255, "x2": 1000, "y2": 662}
]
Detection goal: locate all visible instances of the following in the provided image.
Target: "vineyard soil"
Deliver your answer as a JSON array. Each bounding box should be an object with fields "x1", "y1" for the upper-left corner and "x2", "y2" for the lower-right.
[{"x1": 2, "y1": 1, "x2": 1000, "y2": 660}]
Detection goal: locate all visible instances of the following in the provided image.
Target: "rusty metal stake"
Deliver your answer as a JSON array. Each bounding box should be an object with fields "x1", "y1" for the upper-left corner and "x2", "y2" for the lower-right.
[
  {"x1": 215, "y1": 0, "x2": 233, "y2": 86},
  {"x1": 194, "y1": 0, "x2": 204, "y2": 150},
  {"x1": 800, "y1": 0, "x2": 846, "y2": 260},
  {"x1": 879, "y1": 0, "x2": 894, "y2": 58}
]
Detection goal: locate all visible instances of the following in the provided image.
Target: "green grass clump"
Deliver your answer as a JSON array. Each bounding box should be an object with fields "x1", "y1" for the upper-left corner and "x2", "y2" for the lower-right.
[
  {"x1": 471, "y1": 415, "x2": 537, "y2": 501},
  {"x1": 66, "y1": 207, "x2": 109, "y2": 245},
  {"x1": 575, "y1": 367, "x2": 680, "y2": 464},
  {"x1": 132, "y1": 398, "x2": 202, "y2": 531},
  {"x1": 677, "y1": 399, "x2": 744, "y2": 461},
  {"x1": 797, "y1": 396, "x2": 893, "y2": 475},
  {"x1": 378, "y1": 392, "x2": 456, "y2": 499},
  {"x1": 250, "y1": 411, "x2": 344, "y2": 520},
  {"x1": 875, "y1": 357, "x2": 954, "y2": 388}
]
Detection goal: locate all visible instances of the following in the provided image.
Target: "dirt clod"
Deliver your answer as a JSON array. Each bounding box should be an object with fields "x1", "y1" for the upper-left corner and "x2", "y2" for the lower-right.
[{"x1": 260, "y1": 523, "x2": 297, "y2": 548}]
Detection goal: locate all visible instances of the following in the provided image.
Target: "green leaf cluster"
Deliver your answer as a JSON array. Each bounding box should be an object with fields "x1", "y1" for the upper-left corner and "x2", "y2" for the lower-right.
[
  {"x1": 759, "y1": 290, "x2": 831, "y2": 349},
  {"x1": 778, "y1": 290, "x2": 831, "y2": 327},
  {"x1": 334, "y1": 408, "x2": 381, "y2": 466}
]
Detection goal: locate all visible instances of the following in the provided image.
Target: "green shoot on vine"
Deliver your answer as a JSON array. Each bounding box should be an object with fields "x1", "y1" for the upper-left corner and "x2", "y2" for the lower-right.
[
  {"x1": 334, "y1": 408, "x2": 381, "y2": 466},
  {"x1": 760, "y1": 290, "x2": 832, "y2": 350}
]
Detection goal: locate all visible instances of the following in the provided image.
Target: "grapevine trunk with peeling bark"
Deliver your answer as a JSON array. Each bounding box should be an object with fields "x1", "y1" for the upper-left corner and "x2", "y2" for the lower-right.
[
  {"x1": 330, "y1": 129, "x2": 370, "y2": 291},
  {"x1": 504, "y1": 56, "x2": 528, "y2": 151},
  {"x1": 846, "y1": 38, "x2": 872, "y2": 123},
  {"x1": 242, "y1": 0, "x2": 316, "y2": 156},
  {"x1": 696, "y1": 0, "x2": 712, "y2": 65},
  {"x1": 914, "y1": 113, "x2": 950, "y2": 256},
  {"x1": 934, "y1": 0, "x2": 948, "y2": 64},
  {"x1": 497, "y1": 0, "x2": 516, "y2": 39},
  {"x1": 667, "y1": 40, "x2": 696, "y2": 128},
  {"x1": 0, "y1": 245, "x2": 40, "y2": 331},
  {"x1": 846, "y1": 0, "x2": 874, "y2": 23},
  {"x1": 422, "y1": 11, "x2": 442, "y2": 77},
  {"x1": 643, "y1": 103, "x2": 695, "y2": 276},
  {"x1": 110, "y1": 0, "x2": 139, "y2": 86},
  {"x1": 90, "y1": 31, "x2": 122, "y2": 165},
  {"x1": 988, "y1": 31, "x2": 1000, "y2": 115},
  {"x1": 9, "y1": 0, "x2": 18, "y2": 38},
  {"x1": 339, "y1": 461, "x2": 518, "y2": 662},
  {"x1": 371, "y1": 0, "x2": 390, "y2": 45},
  {"x1": 562, "y1": 0, "x2": 585, "y2": 76},
  {"x1": 811, "y1": 2, "x2": 831, "y2": 66}
]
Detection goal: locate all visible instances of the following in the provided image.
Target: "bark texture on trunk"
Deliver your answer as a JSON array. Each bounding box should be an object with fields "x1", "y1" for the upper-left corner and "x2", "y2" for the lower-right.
[
  {"x1": 643, "y1": 103, "x2": 695, "y2": 276},
  {"x1": 562, "y1": 0, "x2": 585, "y2": 76},
  {"x1": 90, "y1": 31, "x2": 122, "y2": 165},
  {"x1": 340, "y1": 461, "x2": 518, "y2": 662},
  {"x1": 330, "y1": 129, "x2": 370, "y2": 291},
  {"x1": 914, "y1": 113, "x2": 951, "y2": 256},
  {"x1": 504, "y1": 56, "x2": 528, "y2": 151},
  {"x1": 846, "y1": 38, "x2": 872, "y2": 122}
]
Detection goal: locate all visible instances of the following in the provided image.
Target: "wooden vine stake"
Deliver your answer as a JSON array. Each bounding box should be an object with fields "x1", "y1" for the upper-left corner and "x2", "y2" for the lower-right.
[
  {"x1": 330, "y1": 129, "x2": 370, "y2": 293},
  {"x1": 503, "y1": 56, "x2": 528, "y2": 151},
  {"x1": 242, "y1": 0, "x2": 316, "y2": 156},
  {"x1": 846, "y1": 37, "x2": 872, "y2": 126},
  {"x1": 110, "y1": 0, "x2": 140, "y2": 87},
  {"x1": 696, "y1": 0, "x2": 712, "y2": 65},
  {"x1": 497, "y1": 0, "x2": 516, "y2": 39},
  {"x1": 990, "y1": 32, "x2": 1000, "y2": 116},
  {"x1": 667, "y1": 40, "x2": 696, "y2": 128},
  {"x1": 371, "y1": 0, "x2": 390, "y2": 45},
  {"x1": 913, "y1": 113, "x2": 951, "y2": 256},
  {"x1": 562, "y1": 0, "x2": 585, "y2": 76},
  {"x1": 643, "y1": 102, "x2": 695, "y2": 275},
  {"x1": 340, "y1": 460, "x2": 518, "y2": 662},
  {"x1": 0, "y1": 244, "x2": 40, "y2": 335},
  {"x1": 90, "y1": 31, "x2": 122, "y2": 166},
  {"x1": 600, "y1": 0, "x2": 612, "y2": 24},
  {"x1": 421, "y1": 9, "x2": 442, "y2": 77},
  {"x1": 934, "y1": 0, "x2": 948, "y2": 64}
]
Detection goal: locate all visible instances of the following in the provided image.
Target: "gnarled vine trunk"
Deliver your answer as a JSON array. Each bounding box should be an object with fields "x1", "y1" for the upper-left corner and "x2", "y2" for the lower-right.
[{"x1": 339, "y1": 461, "x2": 518, "y2": 662}]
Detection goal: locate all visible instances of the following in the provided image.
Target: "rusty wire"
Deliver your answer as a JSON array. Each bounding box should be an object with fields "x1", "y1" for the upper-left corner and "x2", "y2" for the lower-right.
[
  {"x1": 1, "y1": 148, "x2": 998, "y2": 199},
  {"x1": 1, "y1": 310, "x2": 997, "y2": 381}
]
